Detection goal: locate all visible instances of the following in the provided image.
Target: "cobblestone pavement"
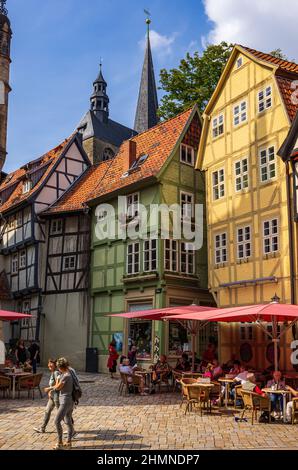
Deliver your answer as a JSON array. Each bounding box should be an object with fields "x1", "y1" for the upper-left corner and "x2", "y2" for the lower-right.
[{"x1": 0, "y1": 371, "x2": 297, "y2": 450}]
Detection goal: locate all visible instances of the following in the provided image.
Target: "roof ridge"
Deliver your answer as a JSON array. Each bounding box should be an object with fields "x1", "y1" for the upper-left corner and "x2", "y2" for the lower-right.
[
  {"x1": 238, "y1": 45, "x2": 298, "y2": 74},
  {"x1": 130, "y1": 105, "x2": 195, "y2": 141}
]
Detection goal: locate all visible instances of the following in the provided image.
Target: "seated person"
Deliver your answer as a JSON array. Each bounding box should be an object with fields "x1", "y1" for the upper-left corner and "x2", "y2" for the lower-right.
[
  {"x1": 266, "y1": 370, "x2": 286, "y2": 417},
  {"x1": 119, "y1": 358, "x2": 147, "y2": 395},
  {"x1": 285, "y1": 385, "x2": 298, "y2": 423},
  {"x1": 151, "y1": 354, "x2": 171, "y2": 384},
  {"x1": 233, "y1": 365, "x2": 249, "y2": 384},
  {"x1": 23, "y1": 360, "x2": 33, "y2": 372},
  {"x1": 211, "y1": 359, "x2": 223, "y2": 381},
  {"x1": 128, "y1": 346, "x2": 137, "y2": 367},
  {"x1": 228, "y1": 360, "x2": 241, "y2": 377},
  {"x1": 175, "y1": 353, "x2": 191, "y2": 372},
  {"x1": 242, "y1": 373, "x2": 267, "y2": 397},
  {"x1": 202, "y1": 363, "x2": 213, "y2": 379}
]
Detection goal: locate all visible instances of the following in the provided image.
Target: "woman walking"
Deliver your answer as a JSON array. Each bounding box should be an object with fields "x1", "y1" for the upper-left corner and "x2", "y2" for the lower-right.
[
  {"x1": 51, "y1": 357, "x2": 75, "y2": 449},
  {"x1": 107, "y1": 339, "x2": 119, "y2": 378}
]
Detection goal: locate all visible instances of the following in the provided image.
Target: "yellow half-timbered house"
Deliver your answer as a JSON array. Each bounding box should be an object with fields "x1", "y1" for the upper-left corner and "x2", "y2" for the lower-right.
[{"x1": 197, "y1": 45, "x2": 298, "y2": 371}]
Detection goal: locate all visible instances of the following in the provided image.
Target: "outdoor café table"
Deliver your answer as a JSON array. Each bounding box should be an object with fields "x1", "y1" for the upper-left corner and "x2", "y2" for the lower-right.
[
  {"x1": 5, "y1": 372, "x2": 32, "y2": 399},
  {"x1": 218, "y1": 377, "x2": 235, "y2": 408},
  {"x1": 262, "y1": 387, "x2": 292, "y2": 423},
  {"x1": 135, "y1": 370, "x2": 153, "y2": 389}
]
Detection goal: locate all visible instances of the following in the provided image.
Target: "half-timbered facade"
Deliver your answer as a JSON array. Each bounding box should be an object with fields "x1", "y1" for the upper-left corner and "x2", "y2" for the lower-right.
[
  {"x1": 0, "y1": 134, "x2": 90, "y2": 345},
  {"x1": 85, "y1": 106, "x2": 215, "y2": 372}
]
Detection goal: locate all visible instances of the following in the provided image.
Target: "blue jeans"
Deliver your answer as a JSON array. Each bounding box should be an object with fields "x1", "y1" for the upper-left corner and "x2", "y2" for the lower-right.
[{"x1": 270, "y1": 393, "x2": 283, "y2": 411}]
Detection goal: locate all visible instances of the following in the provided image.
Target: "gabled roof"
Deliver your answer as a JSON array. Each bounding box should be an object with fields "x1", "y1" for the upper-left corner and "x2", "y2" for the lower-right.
[
  {"x1": 240, "y1": 46, "x2": 298, "y2": 75},
  {"x1": 44, "y1": 106, "x2": 198, "y2": 214},
  {"x1": 77, "y1": 111, "x2": 136, "y2": 147},
  {"x1": 0, "y1": 135, "x2": 77, "y2": 214}
]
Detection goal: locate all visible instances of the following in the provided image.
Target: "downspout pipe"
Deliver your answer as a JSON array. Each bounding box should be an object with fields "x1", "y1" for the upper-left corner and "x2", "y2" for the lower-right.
[{"x1": 286, "y1": 159, "x2": 295, "y2": 305}]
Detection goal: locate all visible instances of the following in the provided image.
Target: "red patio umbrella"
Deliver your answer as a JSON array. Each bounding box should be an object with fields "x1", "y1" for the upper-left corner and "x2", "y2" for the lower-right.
[
  {"x1": 0, "y1": 310, "x2": 32, "y2": 321},
  {"x1": 165, "y1": 296, "x2": 298, "y2": 371},
  {"x1": 109, "y1": 305, "x2": 217, "y2": 370}
]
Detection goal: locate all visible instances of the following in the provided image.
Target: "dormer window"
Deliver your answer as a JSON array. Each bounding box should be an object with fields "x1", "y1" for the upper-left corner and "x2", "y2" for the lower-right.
[
  {"x1": 22, "y1": 180, "x2": 32, "y2": 194},
  {"x1": 180, "y1": 143, "x2": 194, "y2": 166},
  {"x1": 236, "y1": 57, "x2": 243, "y2": 69}
]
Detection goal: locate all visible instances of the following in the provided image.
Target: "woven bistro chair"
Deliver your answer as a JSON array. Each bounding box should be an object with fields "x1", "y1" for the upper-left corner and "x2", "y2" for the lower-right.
[
  {"x1": 0, "y1": 375, "x2": 11, "y2": 398},
  {"x1": 180, "y1": 378, "x2": 197, "y2": 408},
  {"x1": 292, "y1": 397, "x2": 298, "y2": 424},
  {"x1": 240, "y1": 390, "x2": 271, "y2": 424},
  {"x1": 234, "y1": 385, "x2": 243, "y2": 409},
  {"x1": 17, "y1": 373, "x2": 43, "y2": 399},
  {"x1": 182, "y1": 383, "x2": 212, "y2": 416}
]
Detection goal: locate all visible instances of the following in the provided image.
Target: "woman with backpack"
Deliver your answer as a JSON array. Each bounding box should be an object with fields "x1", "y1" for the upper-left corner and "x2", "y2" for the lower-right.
[{"x1": 50, "y1": 357, "x2": 76, "y2": 450}]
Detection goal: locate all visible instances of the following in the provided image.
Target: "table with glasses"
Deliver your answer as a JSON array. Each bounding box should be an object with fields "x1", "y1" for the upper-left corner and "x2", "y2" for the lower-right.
[{"x1": 262, "y1": 387, "x2": 292, "y2": 423}]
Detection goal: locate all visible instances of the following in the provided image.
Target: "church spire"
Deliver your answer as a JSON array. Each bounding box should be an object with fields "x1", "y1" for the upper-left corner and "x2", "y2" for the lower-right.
[
  {"x1": 134, "y1": 15, "x2": 158, "y2": 134},
  {"x1": 90, "y1": 61, "x2": 110, "y2": 124},
  {"x1": 0, "y1": 0, "x2": 12, "y2": 171}
]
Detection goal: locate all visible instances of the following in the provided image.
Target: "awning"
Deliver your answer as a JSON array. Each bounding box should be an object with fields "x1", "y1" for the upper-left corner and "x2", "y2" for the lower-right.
[{"x1": 0, "y1": 310, "x2": 32, "y2": 321}]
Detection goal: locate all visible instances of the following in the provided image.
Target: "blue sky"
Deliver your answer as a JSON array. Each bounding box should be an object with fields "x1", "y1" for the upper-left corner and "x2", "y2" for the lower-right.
[
  {"x1": 6, "y1": 0, "x2": 209, "y2": 172},
  {"x1": 5, "y1": 0, "x2": 298, "y2": 172}
]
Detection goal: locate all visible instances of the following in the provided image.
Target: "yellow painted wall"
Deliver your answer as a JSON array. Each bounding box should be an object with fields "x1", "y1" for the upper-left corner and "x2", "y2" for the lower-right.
[{"x1": 198, "y1": 48, "x2": 296, "y2": 370}]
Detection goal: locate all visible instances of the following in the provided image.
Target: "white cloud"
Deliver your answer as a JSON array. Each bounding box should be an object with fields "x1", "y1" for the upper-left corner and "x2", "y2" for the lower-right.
[
  {"x1": 203, "y1": 0, "x2": 298, "y2": 60},
  {"x1": 139, "y1": 30, "x2": 177, "y2": 57}
]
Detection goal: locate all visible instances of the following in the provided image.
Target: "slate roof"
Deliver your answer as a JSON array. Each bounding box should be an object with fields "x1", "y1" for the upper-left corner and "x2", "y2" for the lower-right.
[
  {"x1": 45, "y1": 106, "x2": 196, "y2": 215},
  {"x1": 0, "y1": 137, "x2": 73, "y2": 214},
  {"x1": 77, "y1": 111, "x2": 136, "y2": 147}
]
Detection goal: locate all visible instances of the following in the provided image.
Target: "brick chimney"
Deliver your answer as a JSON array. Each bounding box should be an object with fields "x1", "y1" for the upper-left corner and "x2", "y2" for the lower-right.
[{"x1": 122, "y1": 139, "x2": 137, "y2": 173}]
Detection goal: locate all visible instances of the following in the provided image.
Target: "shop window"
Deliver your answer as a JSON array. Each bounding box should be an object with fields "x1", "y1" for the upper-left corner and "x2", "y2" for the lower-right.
[
  {"x1": 168, "y1": 321, "x2": 190, "y2": 356},
  {"x1": 128, "y1": 319, "x2": 152, "y2": 359}
]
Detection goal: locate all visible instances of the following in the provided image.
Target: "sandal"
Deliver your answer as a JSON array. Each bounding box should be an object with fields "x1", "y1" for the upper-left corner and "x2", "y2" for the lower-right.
[{"x1": 63, "y1": 442, "x2": 72, "y2": 449}]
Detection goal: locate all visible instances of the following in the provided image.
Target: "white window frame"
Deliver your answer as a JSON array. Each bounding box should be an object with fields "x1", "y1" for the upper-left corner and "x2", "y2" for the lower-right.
[
  {"x1": 180, "y1": 242, "x2": 195, "y2": 275},
  {"x1": 180, "y1": 143, "x2": 194, "y2": 166},
  {"x1": 212, "y1": 168, "x2": 225, "y2": 200},
  {"x1": 12, "y1": 254, "x2": 18, "y2": 274},
  {"x1": 16, "y1": 212, "x2": 22, "y2": 227},
  {"x1": 19, "y1": 250, "x2": 26, "y2": 269},
  {"x1": 258, "y1": 85, "x2": 272, "y2": 113},
  {"x1": 22, "y1": 180, "x2": 32, "y2": 194},
  {"x1": 164, "y1": 239, "x2": 178, "y2": 272},
  {"x1": 143, "y1": 239, "x2": 158, "y2": 272},
  {"x1": 236, "y1": 57, "x2": 243, "y2": 69},
  {"x1": 127, "y1": 242, "x2": 140, "y2": 275},
  {"x1": 63, "y1": 255, "x2": 76, "y2": 271},
  {"x1": 234, "y1": 157, "x2": 249, "y2": 192},
  {"x1": 212, "y1": 113, "x2": 224, "y2": 139},
  {"x1": 236, "y1": 226, "x2": 251, "y2": 260},
  {"x1": 259, "y1": 146, "x2": 276, "y2": 183},
  {"x1": 215, "y1": 233, "x2": 228, "y2": 264},
  {"x1": 51, "y1": 219, "x2": 63, "y2": 235},
  {"x1": 180, "y1": 191, "x2": 194, "y2": 219},
  {"x1": 126, "y1": 193, "x2": 139, "y2": 219},
  {"x1": 233, "y1": 100, "x2": 247, "y2": 126},
  {"x1": 263, "y1": 219, "x2": 279, "y2": 255}
]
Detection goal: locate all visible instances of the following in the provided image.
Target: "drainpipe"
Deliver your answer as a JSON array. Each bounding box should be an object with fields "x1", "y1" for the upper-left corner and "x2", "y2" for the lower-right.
[{"x1": 286, "y1": 160, "x2": 295, "y2": 306}]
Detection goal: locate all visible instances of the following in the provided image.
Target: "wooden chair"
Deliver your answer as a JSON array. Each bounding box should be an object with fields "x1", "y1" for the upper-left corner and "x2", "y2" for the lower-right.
[
  {"x1": 292, "y1": 398, "x2": 298, "y2": 424},
  {"x1": 172, "y1": 370, "x2": 183, "y2": 392},
  {"x1": 234, "y1": 385, "x2": 243, "y2": 409},
  {"x1": 183, "y1": 383, "x2": 212, "y2": 416},
  {"x1": 240, "y1": 390, "x2": 271, "y2": 424},
  {"x1": 0, "y1": 376, "x2": 11, "y2": 398},
  {"x1": 180, "y1": 378, "x2": 197, "y2": 408},
  {"x1": 119, "y1": 373, "x2": 139, "y2": 396},
  {"x1": 17, "y1": 373, "x2": 43, "y2": 399}
]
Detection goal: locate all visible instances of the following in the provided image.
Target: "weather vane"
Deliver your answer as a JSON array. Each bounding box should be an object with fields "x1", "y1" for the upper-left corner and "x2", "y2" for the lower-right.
[
  {"x1": 0, "y1": 0, "x2": 8, "y2": 16},
  {"x1": 144, "y1": 9, "x2": 151, "y2": 33}
]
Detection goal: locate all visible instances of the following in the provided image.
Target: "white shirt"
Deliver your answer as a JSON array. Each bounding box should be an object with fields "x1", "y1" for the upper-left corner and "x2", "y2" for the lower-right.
[{"x1": 235, "y1": 371, "x2": 249, "y2": 384}]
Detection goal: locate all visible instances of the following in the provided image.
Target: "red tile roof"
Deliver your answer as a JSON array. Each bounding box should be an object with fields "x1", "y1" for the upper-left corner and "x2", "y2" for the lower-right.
[
  {"x1": 240, "y1": 46, "x2": 298, "y2": 121},
  {"x1": 0, "y1": 138, "x2": 72, "y2": 214},
  {"x1": 45, "y1": 107, "x2": 196, "y2": 214}
]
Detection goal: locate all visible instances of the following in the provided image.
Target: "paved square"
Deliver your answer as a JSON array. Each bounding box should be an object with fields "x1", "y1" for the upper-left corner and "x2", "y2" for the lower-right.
[{"x1": 0, "y1": 371, "x2": 297, "y2": 450}]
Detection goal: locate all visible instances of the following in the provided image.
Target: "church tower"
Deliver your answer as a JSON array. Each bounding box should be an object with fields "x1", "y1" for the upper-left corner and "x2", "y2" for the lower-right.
[
  {"x1": 134, "y1": 16, "x2": 158, "y2": 134},
  {"x1": 0, "y1": 0, "x2": 12, "y2": 171},
  {"x1": 90, "y1": 63, "x2": 109, "y2": 124}
]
